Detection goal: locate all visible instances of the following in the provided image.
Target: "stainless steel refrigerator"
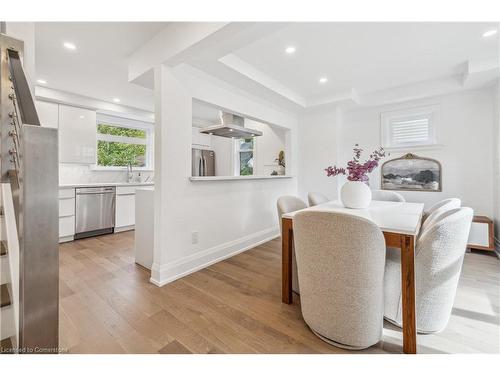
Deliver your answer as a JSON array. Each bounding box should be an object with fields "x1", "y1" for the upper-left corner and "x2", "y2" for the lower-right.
[{"x1": 192, "y1": 148, "x2": 215, "y2": 176}]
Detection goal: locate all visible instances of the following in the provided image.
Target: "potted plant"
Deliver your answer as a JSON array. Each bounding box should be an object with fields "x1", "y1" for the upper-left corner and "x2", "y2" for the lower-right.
[
  {"x1": 325, "y1": 144, "x2": 387, "y2": 208},
  {"x1": 275, "y1": 150, "x2": 285, "y2": 175}
]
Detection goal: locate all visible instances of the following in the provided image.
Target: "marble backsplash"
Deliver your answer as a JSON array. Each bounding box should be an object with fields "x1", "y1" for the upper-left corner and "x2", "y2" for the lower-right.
[{"x1": 59, "y1": 163, "x2": 154, "y2": 185}]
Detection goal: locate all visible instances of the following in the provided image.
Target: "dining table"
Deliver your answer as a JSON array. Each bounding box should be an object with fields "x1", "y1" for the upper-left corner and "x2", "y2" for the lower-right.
[{"x1": 281, "y1": 199, "x2": 425, "y2": 354}]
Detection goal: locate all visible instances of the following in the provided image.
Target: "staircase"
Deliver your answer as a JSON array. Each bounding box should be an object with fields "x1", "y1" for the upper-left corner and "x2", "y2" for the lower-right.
[
  {"x1": 1, "y1": 185, "x2": 20, "y2": 353},
  {"x1": 0, "y1": 32, "x2": 59, "y2": 354}
]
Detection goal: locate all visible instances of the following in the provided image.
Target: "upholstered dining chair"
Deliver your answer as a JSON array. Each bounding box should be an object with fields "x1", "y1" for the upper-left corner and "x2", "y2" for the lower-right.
[
  {"x1": 308, "y1": 192, "x2": 329, "y2": 206},
  {"x1": 277, "y1": 196, "x2": 307, "y2": 293},
  {"x1": 371, "y1": 189, "x2": 405, "y2": 202},
  {"x1": 420, "y1": 199, "x2": 461, "y2": 233},
  {"x1": 384, "y1": 207, "x2": 473, "y2": 333},
  {"x1": 422, "y1": 198, "x2": 461, "y2": 223},
  {"x1": 293, "y1": 211, "x2": 386, "y2": 349}
]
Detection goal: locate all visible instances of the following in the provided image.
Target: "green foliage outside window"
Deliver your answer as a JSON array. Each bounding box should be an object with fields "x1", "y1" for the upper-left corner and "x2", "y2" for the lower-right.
[
  {"x1": 239, "y1": 138, "x2": 254, "y2": 175},
  {"x1": 97, "y1": 123, "x2": 147, "y2": 167},
  {"x1": 97, "y1": 124, "x2": 146, "y2": 138}
]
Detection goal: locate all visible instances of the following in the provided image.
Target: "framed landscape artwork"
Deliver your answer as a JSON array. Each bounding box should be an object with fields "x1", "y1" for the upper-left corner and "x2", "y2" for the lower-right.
[{"x1": 381, "y1": 153, "x2": 442, "y2": 192}]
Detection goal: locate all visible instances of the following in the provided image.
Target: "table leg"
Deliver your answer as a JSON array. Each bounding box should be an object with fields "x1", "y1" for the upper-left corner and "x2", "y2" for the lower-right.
[
  {"x1": 401, "y1": 234, "x2": 417, "y2": 354},
  {"x1": 281, "y1": 218, "x2": 293, "y2": 304}
]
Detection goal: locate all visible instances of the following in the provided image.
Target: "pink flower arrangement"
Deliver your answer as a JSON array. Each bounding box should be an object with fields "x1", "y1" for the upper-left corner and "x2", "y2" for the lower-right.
[{"x1": 325, "y1": 144, "x2": 387, "y2": 184}]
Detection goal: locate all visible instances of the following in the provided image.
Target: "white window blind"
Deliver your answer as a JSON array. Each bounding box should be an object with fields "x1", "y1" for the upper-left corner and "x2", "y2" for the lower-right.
[
  {"x1": 390, "y1": 116, "x2": 430, "y2": 145},
  {"x1": 381, "y1": 105, "x2": 439, "y2": 149}
]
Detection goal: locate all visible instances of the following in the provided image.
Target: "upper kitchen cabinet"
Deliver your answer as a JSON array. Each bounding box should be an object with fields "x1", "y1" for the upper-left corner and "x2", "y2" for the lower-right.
[
  {"x1": 58, "y1": 104, "x2": 97, "y2": 164},
  {"x1": 35, "y1": 100, "x2": 59, "y2": 129}
]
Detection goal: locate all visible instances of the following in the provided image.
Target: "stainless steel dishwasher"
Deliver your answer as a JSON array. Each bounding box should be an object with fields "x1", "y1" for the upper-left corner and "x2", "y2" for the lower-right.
[{"x1": 75, "y1": 186, "x2": 116, "y2": 239}]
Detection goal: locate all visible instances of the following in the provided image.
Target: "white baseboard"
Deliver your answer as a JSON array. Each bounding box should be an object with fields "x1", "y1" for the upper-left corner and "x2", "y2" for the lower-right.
[
  {"x1": 115, "y1": 225, "x2": 134, "y2": 233},
  {"x1": 150, "y1": 227, "x2": 280, "y2": 287},
  {"x1": 58, "y1": 235, "x2": 74, "y2": 243}
]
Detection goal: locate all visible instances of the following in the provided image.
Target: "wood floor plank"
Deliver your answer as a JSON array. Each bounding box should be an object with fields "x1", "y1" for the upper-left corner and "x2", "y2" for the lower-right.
[
  {"x1": 159, "y1": 340, "x2": 192, "y2": 354},
  {"x1": 58, "y1": 232, "x2": 500, "y2": 354}
]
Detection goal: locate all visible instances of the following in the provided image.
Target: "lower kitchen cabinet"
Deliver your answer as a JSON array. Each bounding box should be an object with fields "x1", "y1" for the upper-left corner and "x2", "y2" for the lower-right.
[
  {"x1": 59, "y1": 188, "x2": 75, "y2": 243},
  {"x1": 59, "y1": 216, "x2": 75, "y2": 240},
  {"x1": 115, "y1": 193, "x2": 135, "y2": 231},
  {"x1": 58, "y1": 184, "x2": 150, "y2": 241}
]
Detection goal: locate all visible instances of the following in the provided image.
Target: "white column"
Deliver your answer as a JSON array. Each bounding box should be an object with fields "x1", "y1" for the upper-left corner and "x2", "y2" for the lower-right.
[{"x1": 150, "y1": 65, "x2": 192, "y2": 285}]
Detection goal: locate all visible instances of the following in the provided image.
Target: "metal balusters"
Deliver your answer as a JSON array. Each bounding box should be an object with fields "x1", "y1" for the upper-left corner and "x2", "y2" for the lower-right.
[{"x1": 6, "y1": 82, "x2": 22, "y2": 185}]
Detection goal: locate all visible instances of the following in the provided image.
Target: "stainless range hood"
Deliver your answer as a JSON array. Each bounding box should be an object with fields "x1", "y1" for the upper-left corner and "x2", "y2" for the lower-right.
[{"x1": 199, "y1": 111, "x2": 263, "y2": 138}]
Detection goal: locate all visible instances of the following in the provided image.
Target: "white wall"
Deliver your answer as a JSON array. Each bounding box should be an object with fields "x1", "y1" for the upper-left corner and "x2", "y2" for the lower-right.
[
  {"x1": 152, "y1": 64, "x2": 298, "y2": 285},
  {"x1": 297, "y1": 108, "x2": 341, "y2": 201},
  {"x1": 340, "y1": 88, "x2": 495, "y2": 215},
  {"x1": 493, "y1": 80, "x2": 500, "y2": 253}
]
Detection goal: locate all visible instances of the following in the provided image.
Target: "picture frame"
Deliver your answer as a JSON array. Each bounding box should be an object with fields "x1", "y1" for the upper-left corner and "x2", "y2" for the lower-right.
[{"x1": 381, "y1": 153, "x2": 442, "y2": 192}]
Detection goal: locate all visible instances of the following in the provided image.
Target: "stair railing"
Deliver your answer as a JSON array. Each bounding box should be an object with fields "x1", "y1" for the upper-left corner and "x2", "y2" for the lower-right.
[{"x1": 1, "y1": 32, "x2": 59, "y2": 354}]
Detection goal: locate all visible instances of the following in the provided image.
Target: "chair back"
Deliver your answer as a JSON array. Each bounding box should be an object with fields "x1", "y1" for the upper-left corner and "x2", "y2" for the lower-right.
[
  {"x1": 423, "y1": 198, "x2": 461, "y2": 222},
  {"x1": 421, "y1": 198, "x2": 461, "y2": 231},
  {"x1": 277, "y1": 196, "x2": 307, "y2": 232},
  {"x1": 371, "y1": 189, "x2": 405, "y2": 202},
  {"x1": 307, "y1": 192, "x2": 329, "y2": 206},
  {"x1": 293, "y1": 211, "x2": 385, "y2": 349},
  {"x1": 415, "y1": 207, "x2": 473, "y2": 332}
]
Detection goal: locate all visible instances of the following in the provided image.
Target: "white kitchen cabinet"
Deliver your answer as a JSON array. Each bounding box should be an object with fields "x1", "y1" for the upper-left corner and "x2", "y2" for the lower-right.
[
  {"x1": 59, "y1": 197, "x2": 75, "y2": 217},
  {"x1": 58, "y1": 104, "x2": 97, "y2": 164},
  {"x1": 58, "y1": 188, "x2": 75, "y2": 242},
  {"x1": 115, "y1": 187, "x2": 136, "y2": 231},
  {"x1": 192, "y1": 127, "x2": 212, "y2": 148},
  {"x1": 35, "y1": 100, "x2": 59, "y2": 128},
  {"x1": 59, "y1": 216, "x2": 75, "y2": 239}
]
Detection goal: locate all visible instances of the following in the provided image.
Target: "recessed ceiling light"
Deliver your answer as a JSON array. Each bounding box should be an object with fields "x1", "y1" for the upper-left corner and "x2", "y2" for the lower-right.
[
  {"x1": 79, "y1": 115, "x2": 85, "y2": 119},
  {"x1": 63, "y1": 42, "x2": 76, "y2": 50},
  {"x1": 37, "y1": 79, "x2": 47, "y2": 84},
  {"x1": 112, "y1": 98, "x2": 121, "y2": 103},
  {"x1": 319, "y1": 77, "x2": 328, "y2": 84},
  {"x1": 483, "y1": 29, "x2": 498, "y2": 38},
  {"x1": 285, "y1": 46, "x2": 296, "y2": 54}
]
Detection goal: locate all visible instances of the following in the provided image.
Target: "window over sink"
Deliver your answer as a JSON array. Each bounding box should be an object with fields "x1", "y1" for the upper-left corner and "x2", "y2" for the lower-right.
[{"x1": 95, "y1": 114, "x2": 154, "y2": 169}]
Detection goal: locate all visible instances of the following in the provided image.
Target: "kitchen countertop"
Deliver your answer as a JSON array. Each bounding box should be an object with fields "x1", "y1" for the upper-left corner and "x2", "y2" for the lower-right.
[{"x1": 59, "y1": 182, "x2": 154, "y2": 189}]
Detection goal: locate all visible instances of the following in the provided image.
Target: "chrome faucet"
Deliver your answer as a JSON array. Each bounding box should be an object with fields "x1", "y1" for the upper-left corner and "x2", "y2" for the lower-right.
[{"x1": 127, "y1": 162, "x2": 133, "y2": 183}]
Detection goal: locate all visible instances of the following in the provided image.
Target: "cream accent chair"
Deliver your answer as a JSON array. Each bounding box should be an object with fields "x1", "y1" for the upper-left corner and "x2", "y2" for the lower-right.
[
  {"x1": 293, "y1": 211, "x2": 386, "y2": 349},
  {"x1": 277, "y1": 196, "x2": 307, "y2": 294},
  {"x1": 308, "y1": 192, "x2": 329, "y2": 206},
  {"x1": 422, "y1": 198, "x2": 461, "y2": 223},
  {"x1": 371, "y1": 189, "x2": 405, "y2": 202},
  {"x1": 384, "y1": 207, "x2": 473, "y2": 333}
]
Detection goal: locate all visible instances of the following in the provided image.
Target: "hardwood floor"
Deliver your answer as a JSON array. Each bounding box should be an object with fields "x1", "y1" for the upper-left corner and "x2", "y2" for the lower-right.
[{"x1": 59, "y1": 231, "x2": 500, "y2": 354}]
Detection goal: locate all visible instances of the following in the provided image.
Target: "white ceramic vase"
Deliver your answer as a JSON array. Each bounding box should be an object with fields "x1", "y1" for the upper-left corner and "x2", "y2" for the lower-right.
[{"x1": 340, "y1": 181, "x2": 372, "y2": 209}]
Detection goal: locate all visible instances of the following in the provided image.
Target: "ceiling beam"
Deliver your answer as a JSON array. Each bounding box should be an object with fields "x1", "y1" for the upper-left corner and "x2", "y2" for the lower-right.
[{"x1": 128, "y1": 22, "x2": 288, "y2": 89}]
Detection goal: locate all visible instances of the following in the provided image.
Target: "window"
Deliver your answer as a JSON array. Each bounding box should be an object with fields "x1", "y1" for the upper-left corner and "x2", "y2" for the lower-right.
[
  {"x1": 96, "y1": 114, "x2": 153, "y2": 169},
  {"x1": 237, "y1": 138, "x2": 254, "y2": 176},
  {"x1": 381, "y1": 105, "x2": 439, "y2": 149}
]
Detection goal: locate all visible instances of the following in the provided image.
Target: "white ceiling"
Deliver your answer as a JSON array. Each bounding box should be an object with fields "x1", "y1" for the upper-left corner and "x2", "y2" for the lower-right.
[
  {"x1": 183, "y1": 22, "x2": 499, "y2": 109},
  {"x1": 35, "y1": 22, "x2": 168, "y2": 112},
  {"x1": 34, "y1": 22, "x2": 499, "y2": 114}
]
